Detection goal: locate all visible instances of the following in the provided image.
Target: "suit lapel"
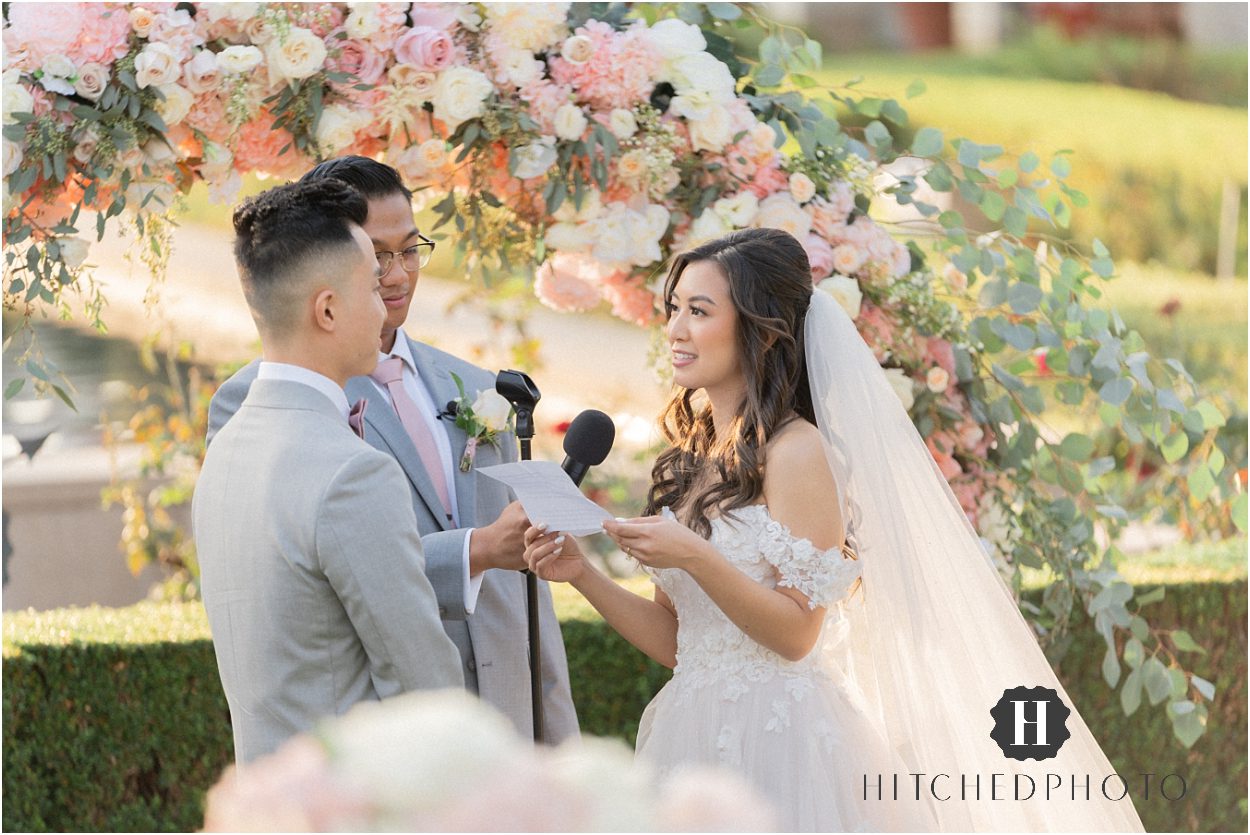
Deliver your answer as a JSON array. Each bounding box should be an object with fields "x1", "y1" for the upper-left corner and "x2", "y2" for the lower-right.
[
  {"x1": 344, "y1": 373, "x2": 453, "y2": 532},
  {"x1": 409, "y1": 337, "x2": 478, "y2": 526}
]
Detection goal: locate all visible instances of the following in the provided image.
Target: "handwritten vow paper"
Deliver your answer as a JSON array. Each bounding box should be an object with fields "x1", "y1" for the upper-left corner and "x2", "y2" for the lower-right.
[{"x1": 477, "y1": 461, "x2": 613, "y2": 536}]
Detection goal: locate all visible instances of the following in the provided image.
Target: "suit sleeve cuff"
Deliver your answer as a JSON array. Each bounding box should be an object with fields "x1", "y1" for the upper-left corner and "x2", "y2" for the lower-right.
[{"x1": 463, "y1": 528, "x2": 483, "y2": 615}]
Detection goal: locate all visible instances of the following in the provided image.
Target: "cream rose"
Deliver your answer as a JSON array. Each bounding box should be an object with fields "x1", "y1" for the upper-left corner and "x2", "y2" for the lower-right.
[
  {"x1": 432, "y1": 66, "x2": 494, "y2": 131},
  {"x1": 713, "y1": 192, "x2": 759, "y2": 227},
  {"x1": 182, "y1": 49, "x2": 221, "y2": 95},
  {"x1": 645, "y1": 18, "x2": 705, "y2": 59},
  {"x1": 687, "y1": 209, "x2": 731, "y2": 247},
  {"x1": 129, "y1": 6, "x2": 157, "y2": 38},
  {"x1": 345, "y1": 6, "x2": 383, "y2": 40},
  {"x1": 616, "y1": 149, "x2": 648, "y2": 181},
  {"x1": 553, "y1": 103, "x2": 588, "y2": 141},
  {"x1": 416, "y1": 138, "x2": 447, "y2": 171},
  {"x1": 57, "y1": 236, "x2": 91, "y2": 270},
  {"x1": 750, "y1": 122, "x2": 778, "y2": 153},
  {"x1": 789, "y1": 172, "x2": 816, "y2": 204},
  {"x1": 135, "y1": 43, "x2": 180, "y2": 89},
  {"x1": 817, "y1": 275, "x2": 863, "y2": 319},
  {"x1": 3, "y1": 71, "x2": 34, "y2": 123},
  {"x1": 154, "y1": 83, "x2": 194, "y2": 127},
  {"x1": 687, "y1": 104, "x2": 733, "y2": 154},
  {"x1": 926, "y1": 366, "x2": 950, "y2": 394},
  {"x1": 608, "y1": 108, "x2": 637, "y2": 140},
  {"x1": 513, "y1": 140, "x2": 557, "y2": 180},
  {"x1": 883, "y1": 367, "x2": 916, "y2": 412},
  {"x1": 267, "y1": 27, "x2": 327, "y2": 85},
  {"x1": 561, "y1": 35, "x2": 594, "y2": 64},
  {"x1": 73, "y1": 62, "x2": 109, "y2": 101},
  {"x1": 4, "y1": 137, "x2": 23, "y2": 178},
  {"x1": 72, "y1": 125, "x2": 100, "y2": 165},
  {"x1": 472, "y1": 389, "x2": 514, "y2": 433},
  {"x1": 315, "y1": 104, "x2": 362, "y2": 154},
  {"x1": 216, "y1": 45, "x2": 263, "y2": 75},
  {"x1": 754, "y1": 193, "x2": 812, "y2": 239},
  {"x1": 831, "y1": 243, "x2": 867, "y2": 275}
]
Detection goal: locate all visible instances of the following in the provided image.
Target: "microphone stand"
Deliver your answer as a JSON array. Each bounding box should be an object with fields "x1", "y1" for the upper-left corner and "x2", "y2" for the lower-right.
[{"x1": 495, "y1": 370, "x2": 544, "y2": 744}]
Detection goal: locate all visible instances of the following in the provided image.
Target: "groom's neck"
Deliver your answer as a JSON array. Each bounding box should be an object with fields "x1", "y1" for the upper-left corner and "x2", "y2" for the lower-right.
[{"x1": 262, "y1": 342, "x2": 348, "y2": 389}]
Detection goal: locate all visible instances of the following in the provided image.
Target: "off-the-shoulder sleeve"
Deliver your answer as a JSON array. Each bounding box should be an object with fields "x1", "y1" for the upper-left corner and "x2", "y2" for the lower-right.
[{"x1": 757, "y1": 516, "x2": 862, "y2": 610}]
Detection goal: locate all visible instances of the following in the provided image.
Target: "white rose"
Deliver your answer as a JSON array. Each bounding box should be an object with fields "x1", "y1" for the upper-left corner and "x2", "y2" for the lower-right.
[
  {"x1": 789, "y1": 172, "x2": 816, "y2": 204},
  {"x1": 216, "y1": 45, "x2": 263, "y2": 74},
  {"x1": 543, "y1": 221, "x2": 591, "y2": 253},
  {"x1": 154, "y1": 83, "x2": 193, "y2": 127},
  {"x1": 182, "y1": 49, "x2": 221, "y2": 95},
  {"x1": 496, "y1": 48, "x2": 541, "y2": 88},
  {"x1": 129, "y1": 7, "x2": 157, "y2": 38},
  {"x1": 750, "y1": 122, "x2": 778, "y2": 153},
  {"x1": 754, "y1": 193, "x2": 812, "y2": 239},
  {"x1": 315, "y1": 104, "x2": 362, "y2": 154},
  {"x1": 432, "y1": 66, "x2": 494, "y2": 131},
  {"x1": 553, "y1": 103, "x2": 588, "y2": 141},
  {"x1": 608, "y1": 108, "x2": 637, "y2": 140},
  {"x1": 39, "y1": 55, "x2": 76, "y2": 95},
  {"x1": 926, "y1": 366, "x2": 950, "y2": 394},
  {"x1": 57, "y1": 236, "x2": 90, "y2": 270},
  {"x1": 686, "y1": 103, "x2": 732, "y2": 153},
  {"x1": 669, "y1": 52, "x2": 735, "y2": 101},
  {"x1": 266, "y1": 26, "x2": 327, "y2": 85},
  {"x1": 345, "y1": 6, "x2": 382, "y2": 40},
  {"x1": 74, "y1": 62, "x2": 109, "y2": 101},
  {"x1": 472, "y1": 389, "x2": 514, "y2": 433},
  {"x1": 456, "y1": 4, "x2": 483, "y2": 31},
  {"x1": 561, "y1": 35, "x2": 594, "y2": 64},
  {"x1": 513, "y1": 140, "x2": 557, "y2": 180},
  {"x1": 616, "y1": 149, "x2": 648, "y2": 181},
  {"x1": 883, "y1": 367, "x2": 916, "y2": 412},
  {"x1": 135, "y1": 43, "x2": 180, "y2": 89},
  {"x1": 713, "y1": 192, "x2": 759, "y2": 228},
  {"x1": 591, "y1": 211, "x2": 633, "y2": 268},
  {"x1": 3, "y1": 70, "x2": 34, "y2": 123},
  {"x1": 817, "y1": 275, "x2": 863, "y2": 319},
  {"x1": 668, "y1": 89, "x2": 715, "y2": 122},
  {"x1": 645, "y1": 18, "x2": 706, "y2": 59},
  {"x1": 553, "y1": 187, "x2": 602, "y2": 223},
  {"x1": 687, "y1": 209, "x2": 731, "y2": 247},
  {"x1": 3, "y1": 137, "x2": 23, "y2": 177}
]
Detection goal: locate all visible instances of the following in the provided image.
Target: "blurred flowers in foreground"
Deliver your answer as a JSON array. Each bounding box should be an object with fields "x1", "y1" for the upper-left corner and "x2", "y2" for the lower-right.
[{"x1": 203, "y1": 690, "x2": 777, "y2": 832}]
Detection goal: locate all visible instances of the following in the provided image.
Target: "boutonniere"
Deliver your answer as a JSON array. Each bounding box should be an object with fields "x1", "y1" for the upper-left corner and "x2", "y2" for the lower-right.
[{"x1": 448, "y1": 373, "x2": 514, "y2": 472}]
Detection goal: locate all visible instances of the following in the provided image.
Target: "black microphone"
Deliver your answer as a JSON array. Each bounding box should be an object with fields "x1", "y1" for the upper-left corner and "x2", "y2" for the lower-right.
[
  {"x1": 561, "y1": 410, "x2": 615, "y2": 487},
  {"x1": 437, "y1": 401, "x2": 459, "y2": 421}
]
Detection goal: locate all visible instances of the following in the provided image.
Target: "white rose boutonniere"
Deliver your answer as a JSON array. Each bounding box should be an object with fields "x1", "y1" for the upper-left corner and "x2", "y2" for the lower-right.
[{"x1": 449, "y1": 374, "x2": 514, "y2": 472}]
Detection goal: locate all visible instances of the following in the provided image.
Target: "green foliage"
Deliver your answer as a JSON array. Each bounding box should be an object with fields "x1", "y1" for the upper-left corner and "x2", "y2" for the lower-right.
[{"x1": 3, "y1": 582, "x2": 1244, "y2": 832}]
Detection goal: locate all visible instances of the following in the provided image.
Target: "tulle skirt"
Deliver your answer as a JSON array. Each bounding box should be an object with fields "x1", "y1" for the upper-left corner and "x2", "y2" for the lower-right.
[{"x1": 635, "y1": 663, "x2": 940, "y2": 832}]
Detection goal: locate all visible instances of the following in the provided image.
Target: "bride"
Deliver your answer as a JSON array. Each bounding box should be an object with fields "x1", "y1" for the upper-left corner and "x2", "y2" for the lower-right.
[{"x1": 525, "y1": 228, "x2": 1145, "y2": 832}]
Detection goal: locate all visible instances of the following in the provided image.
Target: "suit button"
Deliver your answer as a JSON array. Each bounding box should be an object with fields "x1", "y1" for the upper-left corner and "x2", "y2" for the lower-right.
[{"x1": 438, "y1": 606, "x2": 447, "y2": 618}]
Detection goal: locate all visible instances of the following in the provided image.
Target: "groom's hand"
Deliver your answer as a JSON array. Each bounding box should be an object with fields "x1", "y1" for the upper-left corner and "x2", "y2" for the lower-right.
[{"x1": 469, "y1": 500, "x2": 531, "y2": 575}]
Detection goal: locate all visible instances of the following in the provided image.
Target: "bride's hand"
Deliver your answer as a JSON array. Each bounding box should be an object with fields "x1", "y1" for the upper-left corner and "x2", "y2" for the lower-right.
[
  {"x1": 523, "y1": 524, "x2": 586, "y2": 583},
  {"x1": 602, "y1": 516, "x2": 714, "y2": 571}
]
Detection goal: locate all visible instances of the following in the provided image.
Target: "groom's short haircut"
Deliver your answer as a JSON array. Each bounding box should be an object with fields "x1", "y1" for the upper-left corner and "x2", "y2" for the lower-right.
[
  {"x1": 232, "y1": 179, "x2": 369, "y2": 336},
  {"x1": 301, "y1": 155, "x2": 412, "y2": 203}
]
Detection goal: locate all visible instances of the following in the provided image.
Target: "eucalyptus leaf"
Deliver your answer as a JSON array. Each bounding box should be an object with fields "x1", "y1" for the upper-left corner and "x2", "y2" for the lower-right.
[
  {"x1": 1170, "y1": 629, "x2": 1205, "y2": 654},
  {"x1": 1120, "y1": 667, "x2": 1142, "y2": 716},
  {"x1": 1143, "y1": 657, "x2": 1171, "y2": 705},
  {"x1": 1098, "y1": 377, "x2": 1133, "y2": 407},
  {"x1": 1101, "y1": 648, "x2": 1120, "y2": 689},
  {"x1": 1192, "y1": 675, "x2": 1215, "y2": 701}
]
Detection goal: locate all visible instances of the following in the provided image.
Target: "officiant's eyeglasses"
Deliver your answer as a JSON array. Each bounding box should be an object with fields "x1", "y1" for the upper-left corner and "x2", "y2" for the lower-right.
[{"x1": 375, "y1": 235, "x2": 436, "y2": 274}]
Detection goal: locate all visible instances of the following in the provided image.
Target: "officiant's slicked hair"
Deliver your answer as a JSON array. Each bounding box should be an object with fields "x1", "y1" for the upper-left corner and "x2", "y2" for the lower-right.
[
  {"x1": 232, "y1": 179, "x2": 369, "y2": 336},
  {"x1": 647, "y1": 228, "x2": 816, "y2": 538}
]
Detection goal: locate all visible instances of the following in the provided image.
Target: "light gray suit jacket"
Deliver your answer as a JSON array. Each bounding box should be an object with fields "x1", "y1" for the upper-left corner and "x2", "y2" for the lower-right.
[
  {"x1": 207, "y1": 339, "x2": 579, "y2": 743},
  {"x1": 194, "y1": 378, "x2": 463, "y2": 764}
]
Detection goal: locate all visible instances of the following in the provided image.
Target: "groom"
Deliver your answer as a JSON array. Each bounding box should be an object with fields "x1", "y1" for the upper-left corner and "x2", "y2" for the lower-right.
[
  {"x1": 206, "y1": 156, "x2": 579, "y2": 743},
  {"x1": 194, "y1": 179, "x2": 463, "y2": 764}
]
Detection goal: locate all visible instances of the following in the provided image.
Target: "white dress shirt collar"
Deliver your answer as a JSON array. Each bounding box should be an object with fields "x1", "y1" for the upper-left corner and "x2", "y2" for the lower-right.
[
  {"x1": 257, "y1": 361, "x2": 351, "y2": 422},
  {"x1": 379, "y1": 331, "x2": 418, "y2": 376}
]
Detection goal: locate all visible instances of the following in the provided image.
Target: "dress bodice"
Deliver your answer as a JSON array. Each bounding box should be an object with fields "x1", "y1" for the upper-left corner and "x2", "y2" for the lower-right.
[{"x1": 649, "y1": 505, "x2": 863, "y2": 687}]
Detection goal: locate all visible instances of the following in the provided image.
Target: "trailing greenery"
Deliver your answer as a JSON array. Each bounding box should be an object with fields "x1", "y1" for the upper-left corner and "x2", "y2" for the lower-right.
[
  {"x1": 818, "y1": 64, "x2": 1247, "y2": 276},
  {"x1": 4, "y1": 567, "x2": 1245, "y2": 832}
]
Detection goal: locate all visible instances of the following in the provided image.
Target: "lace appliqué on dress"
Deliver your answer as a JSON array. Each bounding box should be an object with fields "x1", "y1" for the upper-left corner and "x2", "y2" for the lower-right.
[{"x1": 755, "y1": 510, "x2": 862, "y2": 609}]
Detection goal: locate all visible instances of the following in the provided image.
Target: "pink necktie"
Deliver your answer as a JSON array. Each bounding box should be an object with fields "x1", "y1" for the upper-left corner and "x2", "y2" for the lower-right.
[
  {"x1": 348, "y1": 398, "x2": 367, "y2": 440},
  {"x1": 370, "y1": 357, "x2": 453, "y2": 522}
]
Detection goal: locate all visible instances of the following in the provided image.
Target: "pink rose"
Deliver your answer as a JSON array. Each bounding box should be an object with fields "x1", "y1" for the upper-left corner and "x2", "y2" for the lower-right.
[
  {"x1": 394, "y1": 26, "x2": 455, "y2": 72},
  {"x1": 408, "y1": 3, "x2": 461, "y2": 31},
  {"x1": 926, "y1": 433, "x2": 964, "y2": 480},
  {"x1": 329, "y1": 38, "x2": 386, "y2": 86},
  {"x1": 802, "y1": 234, "x2": 835, "y2": 281}
]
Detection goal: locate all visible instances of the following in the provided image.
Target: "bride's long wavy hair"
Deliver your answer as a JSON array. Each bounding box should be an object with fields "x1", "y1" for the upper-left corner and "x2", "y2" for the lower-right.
[{"x1": 644, "y1": 228, "x2": 816, "y2": 537}]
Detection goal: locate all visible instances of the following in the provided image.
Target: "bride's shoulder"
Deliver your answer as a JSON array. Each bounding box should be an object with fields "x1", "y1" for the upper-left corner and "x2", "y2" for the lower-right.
[{"x1": 762, "y1": 418, "x2": 844, "y2": 550}]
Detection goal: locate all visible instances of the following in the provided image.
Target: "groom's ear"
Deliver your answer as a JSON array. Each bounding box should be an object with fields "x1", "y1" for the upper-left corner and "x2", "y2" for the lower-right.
[{"x1": 312, "y1": 287, "x2": 337, "y2": 333}]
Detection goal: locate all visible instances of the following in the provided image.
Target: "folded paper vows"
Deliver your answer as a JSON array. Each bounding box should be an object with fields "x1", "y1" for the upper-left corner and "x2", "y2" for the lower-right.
[{"x1": 477, "y1": 461, "x2": 613, "y2": 536}]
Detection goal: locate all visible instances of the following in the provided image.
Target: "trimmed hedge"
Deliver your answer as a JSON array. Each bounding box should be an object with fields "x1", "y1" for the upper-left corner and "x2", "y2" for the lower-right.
[{"x1": 4, "y1": 584, "x2": 1245, "y2": 832}]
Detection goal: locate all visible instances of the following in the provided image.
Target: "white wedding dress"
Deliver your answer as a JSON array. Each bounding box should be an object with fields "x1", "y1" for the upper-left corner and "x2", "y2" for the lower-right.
[{"x1": 635, "y1": 505, "x2": 939, "y2": 832}]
